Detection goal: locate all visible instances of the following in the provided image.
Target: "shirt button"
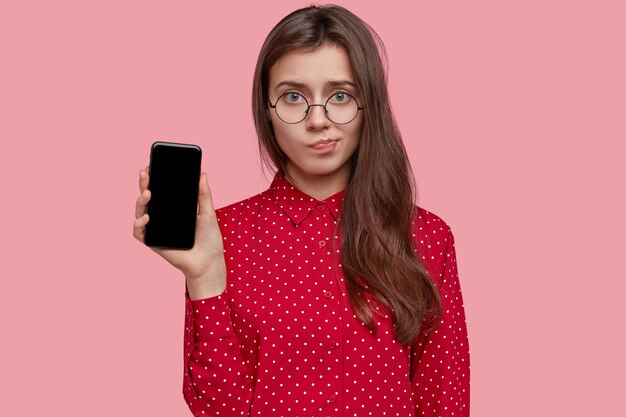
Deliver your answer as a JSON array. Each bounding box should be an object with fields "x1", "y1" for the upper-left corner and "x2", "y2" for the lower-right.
[
  {"x1": 316, "y1": 205, "x2": 325, "y2": 212},
  {"x1": 328, "y1": 394, "x2": 337, "y2": 404},
  {"x1": 324, "y1": 290, "x2": 333, "y2": 298},
  {"x1": 329, "y1": 341, "x2": 338, "y2": 350},
  {"x1": 318, "y1": 240, "x2": 327, "y2": 248}
]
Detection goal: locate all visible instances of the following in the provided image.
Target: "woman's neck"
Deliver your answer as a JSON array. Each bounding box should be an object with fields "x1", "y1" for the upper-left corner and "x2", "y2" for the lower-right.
[{"x1": 283, "y1": 163, "x2": 350, "y2": 201}]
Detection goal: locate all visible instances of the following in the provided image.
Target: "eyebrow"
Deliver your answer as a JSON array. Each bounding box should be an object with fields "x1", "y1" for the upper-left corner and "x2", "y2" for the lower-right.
[{"x1": 273, "y1": 79, "x2": 357, "y2": 91}]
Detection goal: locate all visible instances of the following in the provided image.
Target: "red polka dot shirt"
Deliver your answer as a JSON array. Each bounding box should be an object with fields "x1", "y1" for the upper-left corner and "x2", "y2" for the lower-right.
[{"x1": 183, "y1": 175, "x2": 470, "y2": 416}]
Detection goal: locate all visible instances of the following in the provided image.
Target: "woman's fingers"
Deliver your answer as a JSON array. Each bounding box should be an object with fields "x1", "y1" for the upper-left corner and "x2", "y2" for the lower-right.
[
  {"x1": 135, "y1": 189, "x2": 151, "y2": 218},
  {"x1": 139, "y1": 167, "x2": 149, "y2": 192},
  {"x1": 134, "y1": 167, "x2": 152, "y2": 242},
  {"x1": 133, "y1": 213, "x2": 149, "y2": 242},
  {"x1": 197, "y1": 173, "x2": 215, "y2": 217}
]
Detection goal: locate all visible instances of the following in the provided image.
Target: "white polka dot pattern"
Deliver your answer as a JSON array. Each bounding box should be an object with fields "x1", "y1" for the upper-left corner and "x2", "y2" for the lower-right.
[{"x1": 182, "y1": 175, "x2": 470, "y2": 416}]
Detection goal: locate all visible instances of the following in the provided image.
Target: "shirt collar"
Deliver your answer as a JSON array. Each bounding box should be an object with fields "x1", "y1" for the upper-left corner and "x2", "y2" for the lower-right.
[{"x1": 267, "y1": 174, "x2": 346, "y2": 225}]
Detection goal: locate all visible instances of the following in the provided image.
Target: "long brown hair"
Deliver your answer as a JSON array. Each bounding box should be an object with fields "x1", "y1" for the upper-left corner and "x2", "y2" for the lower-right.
[{"x1": 252, "y1": 5, "x2": 441, "y2": 344}]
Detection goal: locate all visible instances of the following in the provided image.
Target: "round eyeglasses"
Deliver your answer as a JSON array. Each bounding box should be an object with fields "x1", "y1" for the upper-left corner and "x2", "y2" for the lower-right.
[{"x1": 268, "y1": 91, "x2": 364, "y2": 124}]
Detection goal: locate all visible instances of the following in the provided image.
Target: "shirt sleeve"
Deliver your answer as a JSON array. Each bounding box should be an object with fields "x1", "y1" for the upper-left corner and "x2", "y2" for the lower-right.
[
  {"x1": 183, "y1": 290, "x2": 253, "y2": 416},
  {"x1": 410, "y1": 227, "x2": 470, "y2": 417}
]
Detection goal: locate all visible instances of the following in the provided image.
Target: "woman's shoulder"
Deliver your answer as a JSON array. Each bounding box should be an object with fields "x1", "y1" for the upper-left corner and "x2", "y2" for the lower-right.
[
  {"x1": 413, "y1": 206, "x2": 453, "y2": 236},
  {"x1": 214, "y1": 189, "x2": 272, "y2": 227},
  {"x1": 413, "y1": 206, "x2": 456, "y2": 277}
]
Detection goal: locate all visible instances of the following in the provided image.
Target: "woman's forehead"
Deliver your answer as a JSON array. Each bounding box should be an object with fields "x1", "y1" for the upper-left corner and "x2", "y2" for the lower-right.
[{"x1": 269, "y1": 44, "x2": 356, "y2": 91}]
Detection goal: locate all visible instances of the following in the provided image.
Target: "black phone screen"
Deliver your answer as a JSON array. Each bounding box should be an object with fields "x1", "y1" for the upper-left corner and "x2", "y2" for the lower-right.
[{"x1": 144, "y1": 141, "x2": 202, "y2": 249}]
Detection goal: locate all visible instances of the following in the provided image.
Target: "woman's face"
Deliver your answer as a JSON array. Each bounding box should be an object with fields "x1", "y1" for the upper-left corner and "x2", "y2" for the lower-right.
[{"x1": 268, "y1": 44, "x2": 363, "y2": 191}]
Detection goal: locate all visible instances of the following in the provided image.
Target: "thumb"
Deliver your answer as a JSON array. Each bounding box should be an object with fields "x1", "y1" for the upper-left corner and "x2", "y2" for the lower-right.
[{"x1": 197, "y1": 172, "x2": 215, "y2": 216}]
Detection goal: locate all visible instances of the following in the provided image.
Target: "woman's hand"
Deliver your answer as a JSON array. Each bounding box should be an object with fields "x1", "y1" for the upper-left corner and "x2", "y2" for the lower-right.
[{"x1": 133, "y1": 167, "x2": 227, "y2": 299}]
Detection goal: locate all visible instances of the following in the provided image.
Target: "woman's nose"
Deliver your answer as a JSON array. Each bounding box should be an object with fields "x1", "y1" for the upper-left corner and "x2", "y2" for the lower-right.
[{"x1": 305, "y1": 104, "x2": 331, "y2": 128}]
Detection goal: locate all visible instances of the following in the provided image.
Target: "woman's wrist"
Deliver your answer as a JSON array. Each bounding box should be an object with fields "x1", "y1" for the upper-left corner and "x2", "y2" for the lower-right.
[{"x1": 185, "y1": 262, "x2": 227, "y2": 300}]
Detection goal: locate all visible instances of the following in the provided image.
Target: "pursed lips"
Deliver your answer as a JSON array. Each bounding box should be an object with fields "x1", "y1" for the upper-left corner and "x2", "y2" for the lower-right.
[{"x1": 308, "y1": 138, "x2": 338, "y2": 148}]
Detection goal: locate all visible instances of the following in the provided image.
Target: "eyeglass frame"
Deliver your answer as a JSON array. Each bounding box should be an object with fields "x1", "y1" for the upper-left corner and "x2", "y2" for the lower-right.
[{"x1": 268, "y1": 91, "x2": 364, "y2": 125}]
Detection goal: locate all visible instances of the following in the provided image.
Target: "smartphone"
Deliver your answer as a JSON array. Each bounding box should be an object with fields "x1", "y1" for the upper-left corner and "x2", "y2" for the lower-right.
[{"x1": 144, "y1": 141, "x2": 202, "y2": 249}]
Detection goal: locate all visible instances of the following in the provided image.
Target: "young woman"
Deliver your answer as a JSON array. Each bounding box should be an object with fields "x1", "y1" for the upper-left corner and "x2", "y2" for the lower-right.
[{"x1": 134, "y1": 5, "x2": 469, "y2": 417}]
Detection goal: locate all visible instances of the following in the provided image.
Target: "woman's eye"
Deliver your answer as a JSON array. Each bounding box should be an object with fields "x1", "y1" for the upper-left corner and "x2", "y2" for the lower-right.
[
  {"x1": 283, "y1": 92, "x2": 303, "y2": 103},
  {"x1": 331, "y1": 92, "x2": 351, "y2": 103}
]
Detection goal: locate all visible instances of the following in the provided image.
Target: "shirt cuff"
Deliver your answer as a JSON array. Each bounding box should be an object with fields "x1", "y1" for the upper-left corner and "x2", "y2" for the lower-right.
[{"x1": 187, "y1": 292, "x2": 235, "y2": 342}]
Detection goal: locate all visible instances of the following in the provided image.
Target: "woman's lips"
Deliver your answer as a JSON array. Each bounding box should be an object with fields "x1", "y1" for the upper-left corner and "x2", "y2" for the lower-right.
[{"x1": 309, "y1": 139, "x2": 338, "y2": 152}]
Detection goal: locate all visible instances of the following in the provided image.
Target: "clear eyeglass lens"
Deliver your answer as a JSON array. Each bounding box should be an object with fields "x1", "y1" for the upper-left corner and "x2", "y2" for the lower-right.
[
  {"x1": 275, "y1": 99, "x2": 308, "y2": 124},
  {"x1": 275, "y1": 93, "x2": 359, "y2": 124}
]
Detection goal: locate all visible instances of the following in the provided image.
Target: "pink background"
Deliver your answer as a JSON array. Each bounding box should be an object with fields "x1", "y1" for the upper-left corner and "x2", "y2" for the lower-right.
[{"x1": 1, "y1": 0, "x2": 624, "y2": 415}]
